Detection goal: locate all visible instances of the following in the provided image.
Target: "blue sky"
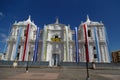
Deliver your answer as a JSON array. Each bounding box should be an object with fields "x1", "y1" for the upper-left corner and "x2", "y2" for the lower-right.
[{"x1": 0, "y1": 0, "x2": 120, "y2": 53}]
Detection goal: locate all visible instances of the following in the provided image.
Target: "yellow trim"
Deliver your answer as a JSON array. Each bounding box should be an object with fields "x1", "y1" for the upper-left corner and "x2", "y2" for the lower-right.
[{"x1": 51, "y1": 38, "x2": 61, "y2": 42}]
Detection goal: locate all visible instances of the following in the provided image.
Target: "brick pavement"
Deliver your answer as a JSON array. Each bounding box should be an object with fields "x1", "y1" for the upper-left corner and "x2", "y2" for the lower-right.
[
  {"x1": 9, "y1": 72, "x2": 59, "y2": 80},
  {"x1": 0, "y1": 67, "x2": 120, "y2": 80}
]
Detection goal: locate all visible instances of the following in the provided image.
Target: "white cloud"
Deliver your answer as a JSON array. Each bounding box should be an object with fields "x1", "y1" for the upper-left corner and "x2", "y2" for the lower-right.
[
  {"x1": 0, "y1": 12, "x2": 3, "y2": 16},
  {"x1": 0, "y1": 33, "x2": 8, "y2": 42},
  {"x1": 0, "y1": 33, "x2": 7, "y2": 38}
]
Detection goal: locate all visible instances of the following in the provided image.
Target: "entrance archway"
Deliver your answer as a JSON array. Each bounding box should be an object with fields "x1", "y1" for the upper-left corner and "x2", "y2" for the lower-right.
[{"x1": 52, "y1": 54, "x2": 60, "y2": 66}]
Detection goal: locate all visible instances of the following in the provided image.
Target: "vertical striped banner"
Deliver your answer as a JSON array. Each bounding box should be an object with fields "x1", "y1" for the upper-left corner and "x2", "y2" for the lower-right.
[
  {"x1": 22, "y1": 24, "x2": 30, "y2": 61},
  {"x1": 75, "y1": 27, "x2": 79, "y2": 63},
  {"x1": 13, "y1": 27, "x2": 22, "y2": 60},
  {"x1": 33, "y1": 27, "x2": 40, "y2": 62},
  {"x1": 83, "y1": 24, "x2": 89, "y2": 62},
  {"x1": 94, "y1": 27, "x2": 101, "y2": 62}
]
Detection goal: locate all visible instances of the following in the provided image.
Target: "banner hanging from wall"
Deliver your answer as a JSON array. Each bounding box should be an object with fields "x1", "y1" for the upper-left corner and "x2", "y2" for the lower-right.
[
  {"x1": 75, "y1": 27, "x2": 79, "y2": 63},
  {"x1": 83, "y1": 24, "x2": 89, "y2": 62},
  {"x1": 33, "y1": 27, "x2": 40, "y2": 62},
  {"x1": 22, "y1": 24, "x2": 30, "y2": 61}
]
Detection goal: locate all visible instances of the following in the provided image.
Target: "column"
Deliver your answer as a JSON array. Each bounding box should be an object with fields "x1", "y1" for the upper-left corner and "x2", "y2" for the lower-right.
[
  {"x1": 101, "y1": 45, "x2": 105, "y2": 62},
  {"x1": 19, "y1": 45, "x2": 23, "y2": 61},
  {"x1": 6, "y1": 44, "x2": 11, "y2": 60},
  {"x1": 42, "y1": 26, "x2": 47, "y2": 61},
  {"x1": 65, "y1": 26, "x2": 69, "y2": 61},
  {"x1": 10, "y1": 44, "x2": 16, "y2": 60}
]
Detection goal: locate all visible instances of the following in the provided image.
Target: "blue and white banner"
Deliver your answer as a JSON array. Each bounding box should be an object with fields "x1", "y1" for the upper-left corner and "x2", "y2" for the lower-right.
[
  {"x1": 13, "y1": 27, "x2": 22, "y2": 60},
  {"x1": 75, "y1": 27, "x2": 79, "y2": 63},
  {"x1": 33, "y1": 27, "x2": 40, "y2": 62},
  {"x1": 94, "y1": 27, "x2": 101, "y2": 62}
]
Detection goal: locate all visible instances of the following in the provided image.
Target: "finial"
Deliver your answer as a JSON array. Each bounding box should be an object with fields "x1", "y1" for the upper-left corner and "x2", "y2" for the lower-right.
[
  {"x1": 14, "y1": 20, "x2": 17, "y2": 24},
  {"x1": 44, "y1": 24, "x2": 46, "y2": 26},
  {"x1": 28, "y1": 15, "x2": 31, "y2": 21},
  {"x1": 86, "y1": 15, "x2": 90, "y2": 22},
  {"x1": 55, "y1": 17, "x2": 59, "y2": 24},
  {"x1": 44, "y1": 24, "x2": 46, "y2": 28},
  {"x1": 26, "y1": 15, "x2": 31, "y2": 23}
]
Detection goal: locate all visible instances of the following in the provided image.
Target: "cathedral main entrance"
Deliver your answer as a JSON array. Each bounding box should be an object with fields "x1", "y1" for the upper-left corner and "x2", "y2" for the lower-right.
[{"x1": 52, "y1": 54, "x2": 60, "y2": 66}]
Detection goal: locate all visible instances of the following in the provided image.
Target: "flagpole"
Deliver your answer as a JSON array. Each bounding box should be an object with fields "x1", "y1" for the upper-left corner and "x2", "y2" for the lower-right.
[{"x1": 26, "y1": 51, "x2": 30, "y2": 72}]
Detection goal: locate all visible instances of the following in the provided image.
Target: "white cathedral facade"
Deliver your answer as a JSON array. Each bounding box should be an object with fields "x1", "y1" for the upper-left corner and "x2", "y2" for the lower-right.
[{"x1": 5, "y1": 16, "x2": 110, "y2": 66}]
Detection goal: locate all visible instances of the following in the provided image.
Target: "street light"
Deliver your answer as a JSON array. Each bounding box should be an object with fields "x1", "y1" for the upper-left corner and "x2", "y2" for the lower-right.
[
  {"x1": 86, "y1": 61, "x2": 90, "y2": 80},
  {"x1": 26, "y1": 52, "x2": 30, "y2": 72},
  {"x1": 85, "y1": 44, "x2": 90, "y2": 80}
]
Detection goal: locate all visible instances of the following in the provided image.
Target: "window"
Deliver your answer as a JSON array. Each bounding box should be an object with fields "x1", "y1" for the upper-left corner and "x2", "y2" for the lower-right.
[
  {"x1": 55, "y1": 35, "x2": 58, "y2": 38},
  {"x1": 17, "y1": 29, "x2": 19, "y2": 36},
  {"x1": 88, "y1": 30, "x2": 91, "y2": 37},
  {"x1": 24, "y1": 29, "x2": 27, "y2": 36},
  {"x1": 93, "y1": 46, "x2": 96, "y2": 50},
  {"x1": 94, "y1": 54, "x2": 97, "y2": 58},
  {"x1": 51, "y1": 34, "x2": 61, "y2": 42},
  {"x1": 17, "y1": 53, "x2": 19, "y2": 60},
  {"x1": 18, "y1": 45, "x2": 21, "y2": 49}
]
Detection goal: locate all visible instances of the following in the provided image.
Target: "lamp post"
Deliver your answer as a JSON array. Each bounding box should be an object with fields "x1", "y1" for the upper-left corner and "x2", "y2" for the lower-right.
[
  {"x1": 86, "y1": 61, "x2": 90, "y2": 80},
  {"x1": 85, "y1": 44, "x2": 90, "y2": 80},
  {"x1": 26, "y1": 52, "x2": 30, "y2": 72}
]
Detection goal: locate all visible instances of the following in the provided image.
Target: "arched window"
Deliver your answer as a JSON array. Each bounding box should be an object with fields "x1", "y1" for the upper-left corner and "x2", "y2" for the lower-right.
[
  {"x1": 51, "y1": 34, "x2": 61, "y2": 42},
  {"x1": 88, "y1": 29, "x2": 91, "y2": 37},
  {"x1": 24, "y1": 29, "x2": 27, "y2": 36}
]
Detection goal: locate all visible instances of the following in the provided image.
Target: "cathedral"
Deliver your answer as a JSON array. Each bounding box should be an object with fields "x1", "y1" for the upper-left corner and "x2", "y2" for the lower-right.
[{"x1": 5, "y1": 16, "x2": 111, "y2": 66}]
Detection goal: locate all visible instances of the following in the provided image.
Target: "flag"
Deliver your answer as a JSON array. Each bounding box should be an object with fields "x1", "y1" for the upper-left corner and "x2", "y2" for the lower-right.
[
  {"x1": 94, "y1": 27, "x2": 101, "y2": 62},
  {"x1": 33, "y1": 27, "x2": 40, "y2": 62},
  {"x1": 13, "y1": 27, "x2": 22, "y2": 60},
  {"x1": 75, "y1": 27, "x2": 79, "y2": 63},
  {"x1": 22, "y1": 24, "x2": 30, "y2": 61},
  {"x1": 83, "y1": 24, "x2": 89, "y2": 62}
]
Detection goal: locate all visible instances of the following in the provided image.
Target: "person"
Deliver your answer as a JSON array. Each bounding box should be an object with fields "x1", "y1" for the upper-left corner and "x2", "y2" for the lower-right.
[
  {"x1": 92, "y1": 55, "x2": 96, "y2": 69},
  {"x1": 13, "y1": 60, "x2": 18, "y2": 68}
]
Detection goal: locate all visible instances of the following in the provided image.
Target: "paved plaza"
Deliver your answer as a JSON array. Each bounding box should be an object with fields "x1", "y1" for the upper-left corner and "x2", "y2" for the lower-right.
[{"x1": 0, "y1": 67, "x2": 120, "y2": 80}]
